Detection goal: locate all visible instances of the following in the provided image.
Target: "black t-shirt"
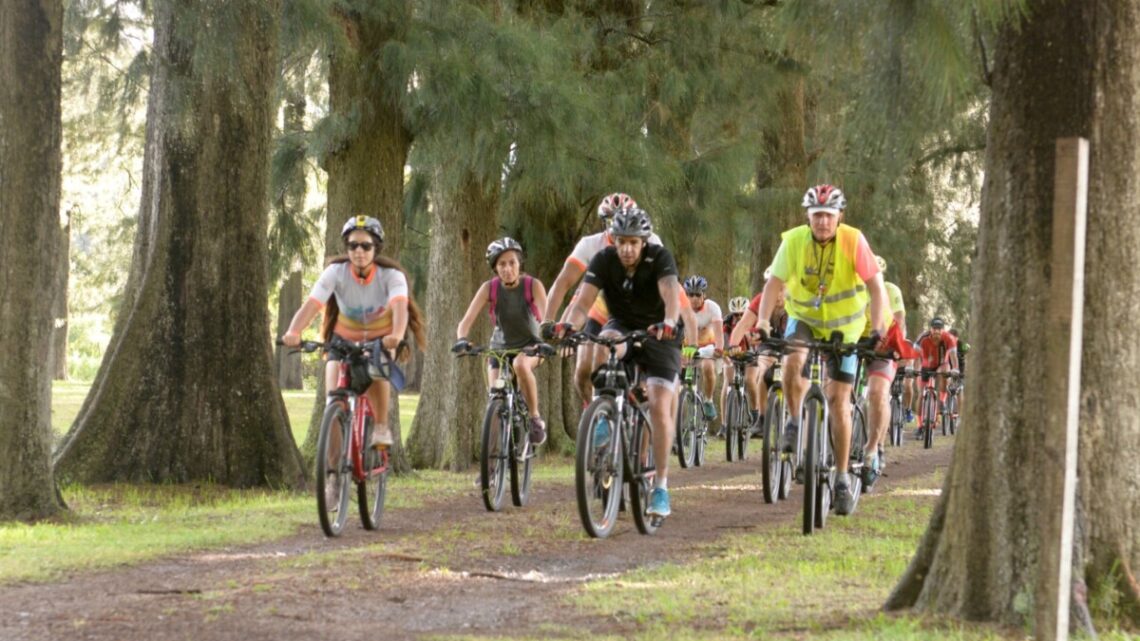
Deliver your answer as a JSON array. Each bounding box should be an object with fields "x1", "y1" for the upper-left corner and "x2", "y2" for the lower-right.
[{"x1": 584, "y1": 244, "x2": 679, "y2": 330}]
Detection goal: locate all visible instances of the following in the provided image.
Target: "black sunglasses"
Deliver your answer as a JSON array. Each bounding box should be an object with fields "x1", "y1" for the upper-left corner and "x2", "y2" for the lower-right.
[{"x1": 347, "y1": 241, "x2": 375, "y2": 252}]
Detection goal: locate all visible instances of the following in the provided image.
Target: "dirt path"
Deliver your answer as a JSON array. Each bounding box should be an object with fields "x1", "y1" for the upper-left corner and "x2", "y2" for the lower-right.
[{"x1": 0, "y1": 439, "x2": 952, "y2": 641}]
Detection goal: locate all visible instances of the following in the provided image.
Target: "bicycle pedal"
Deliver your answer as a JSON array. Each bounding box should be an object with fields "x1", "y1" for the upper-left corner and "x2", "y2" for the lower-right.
[{"x1": 650, "y1": 515, "x2": 665, "y2": 528}]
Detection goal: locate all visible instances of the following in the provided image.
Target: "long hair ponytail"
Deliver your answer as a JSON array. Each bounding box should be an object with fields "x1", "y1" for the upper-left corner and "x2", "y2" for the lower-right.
[{"x1": 320, "y1": 254, "x2": 427, "y2": 360}]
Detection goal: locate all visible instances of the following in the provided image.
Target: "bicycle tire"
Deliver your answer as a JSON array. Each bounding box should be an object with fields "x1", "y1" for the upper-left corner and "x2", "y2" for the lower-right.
[
  {"x1": 725, "y1": 388, "x2": 742, "y2": 462},
  {"x1": 736, "y1": 392, "x2": 751, "y2": 460},
  {"x1": 575, "y1": 397, "x2": 623, "y2": 538},
  {"x1": 802, "y1": 394, "x2": 825, "y2": 535},
  {"x1": 889, "y1": 397, "x2": 903, "y2": 447},
  {"x1": 922, "y1": 390, "x2": 936, "y2": 450},
  {"x1": 948, "y1": 393, "x2": 959, "y2": 435},
  {"x1": 848, "y1": 404, "x2": 867, "y2": 511},
  {"x1": 675, "y1": 387, "x2": 698, "y2": 469},
  {"x1": 814, "y1": 401, "x2": 833, "y2": 530},
  {"x1": 628, "y1": 410, "x2": 659, "y2": 535},
  {"x1": 694, "y1": 417, "x2": 707, "y2": 467},
  {"x1": 316, "y1": 402, "x2": 352, "y2": 537},
  {"x1": 358, "y1": 418, "x2": 389, "y2": 530},
  {"x1": 509, "y1": 407, "x2": 533, "y2": 507},
  {"x1": 480, "y1": 398, "x2": 510, "y2": 512},
  {"x1": 761, "y1": 384, "x2": 784, "y2": 504}
]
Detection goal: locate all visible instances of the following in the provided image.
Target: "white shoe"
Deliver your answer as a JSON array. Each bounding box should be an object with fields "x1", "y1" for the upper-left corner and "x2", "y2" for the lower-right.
[{"x1": 370, "y1": 425, "x2": 394, "y2": 449}]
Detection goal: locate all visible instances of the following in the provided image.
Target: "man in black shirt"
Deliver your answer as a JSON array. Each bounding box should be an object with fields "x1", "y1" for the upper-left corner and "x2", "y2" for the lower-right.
[{"x1": 553, "y1": 208, "x2": 695, "y2": 521}]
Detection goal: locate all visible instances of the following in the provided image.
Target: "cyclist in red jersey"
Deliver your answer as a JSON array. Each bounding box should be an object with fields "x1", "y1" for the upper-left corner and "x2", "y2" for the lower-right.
[{"x1": 912, "y1": 317, "x2": 959, "y2": 439}]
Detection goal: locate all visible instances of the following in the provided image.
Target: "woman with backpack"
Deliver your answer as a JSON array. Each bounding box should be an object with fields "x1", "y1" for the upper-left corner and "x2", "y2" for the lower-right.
[{"x1": 452, "y1": 238, "x2": 550, "y2": 445}]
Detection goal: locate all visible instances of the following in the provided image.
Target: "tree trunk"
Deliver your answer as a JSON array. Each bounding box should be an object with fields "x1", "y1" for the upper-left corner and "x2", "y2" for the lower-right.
[
  {"x1": 53, "y1": 0, "x2": 304, "y2": 488},
  {"x1": 275, "y1": 270, "x2": 304, "y2": 389},
  {"x1": 303, "y1": 0, "x2": 414, "y2": 472},
  {"x1": 407, "y1": 173, "x2": 499, "y2": 470},
  {"x1": 887, "y1": 0, "x2": 1140, "y2": 629},
  {"x1": 0, "y1": 0, "x2": 65, "y2": 520},
  {"x1": 51, "y1": 208, "x2": 70, "y2": 380}
]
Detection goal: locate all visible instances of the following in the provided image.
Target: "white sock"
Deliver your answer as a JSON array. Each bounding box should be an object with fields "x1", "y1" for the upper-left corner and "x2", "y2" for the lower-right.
[{"x1": 655, "y1": 478, "x2": 668, "y2": 491}]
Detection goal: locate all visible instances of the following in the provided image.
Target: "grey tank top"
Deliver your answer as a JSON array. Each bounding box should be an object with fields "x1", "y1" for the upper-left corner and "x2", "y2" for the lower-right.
[{"x1": 490, "y1": 280, "x2": 541, "y2": 349}]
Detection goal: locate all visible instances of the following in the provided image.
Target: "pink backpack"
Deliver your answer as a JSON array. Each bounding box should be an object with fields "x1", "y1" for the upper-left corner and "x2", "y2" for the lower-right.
[{"x1": 487, "y1": 275, "x2": 540, "y2": 326}]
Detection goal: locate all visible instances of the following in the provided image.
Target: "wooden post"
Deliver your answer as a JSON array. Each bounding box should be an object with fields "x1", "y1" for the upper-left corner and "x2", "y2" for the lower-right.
[{"x1": 1036, "y1": 137, "x2": 1088, "y2": 641}]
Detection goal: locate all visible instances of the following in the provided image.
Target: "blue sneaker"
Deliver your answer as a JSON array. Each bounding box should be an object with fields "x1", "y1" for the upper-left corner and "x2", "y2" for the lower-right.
[
  {"x1": 593, "y1": 416, "x2": 611, "y2": 450},
  {"x1": 861, "y1": 456, "x2": 881, "y2": 490},
  {"x1": 647, "y1": 487, "x2": 671, "y2": 517},
  {"x1": 904, "y1": 409, "x2": 915, "y2": 424},
  {"x1": 702, "y1": 400, "x2": 717, "y2": 421},
  {"x1": 780, "y1": 419, "x2": 799, "y2": 453}
]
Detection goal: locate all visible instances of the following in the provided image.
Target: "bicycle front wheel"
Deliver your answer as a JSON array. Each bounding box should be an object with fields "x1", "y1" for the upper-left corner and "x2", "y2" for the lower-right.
[
  {"x1": 316, "y1": 401, "x2": 352, "y2": 537},
  {"x1": 675, "y1": 387, "x2": 698, "y2": 469},
  {"x1": 358, "y1": 416, "x2": 389, "y2": 530},
  {"x1": 922, "y1": 391, "x2": 936, "y2": 450},
  {"x1": 725, "y1": 387, "x2": 742, "y2": 462},
  {"x1": 575, "y1": 397, "x2": 623, "y2": 538},
  {"x1": 509, "y1": 408, "x2": 534, "y2": 507},
  {"x1": 628, "y1": 411, "x2": 659, "y2": 536},
  {"x1": 948, "y1": 393, "x2": 959, "y2": 435},
  {"x1": 889, "y1": 396, "x2": 903, "y2": 447},
  {"x1": 480, "y1": 398, "x2": 510, "y2": 512},
  {"x1": 736, "y1": 391, "x2": 751, "y2": 461},
  {"x1": 761, "y1": 384, "x2": 784, "y2": 505}
]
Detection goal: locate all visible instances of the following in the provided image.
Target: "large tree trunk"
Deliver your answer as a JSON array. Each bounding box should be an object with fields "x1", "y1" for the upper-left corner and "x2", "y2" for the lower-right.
[
  {"x1": 407, "y1": 173, "x2": 499, "y2": 470},
  {"x1": 303, "y1": 0, "x2": 414, "y2": 472},
  {"x1": 53, "y1": 0, "x2": 304, "y2": 488},
  {"x1": 51, "y1": 207, "x2": 70, "y2": 380},
  {"x1": 0, "y1": 0, "x2": 65, "y2": 520},
  {"x1": 887, "y1": 0, "x2": 1140, "y2": 630}
]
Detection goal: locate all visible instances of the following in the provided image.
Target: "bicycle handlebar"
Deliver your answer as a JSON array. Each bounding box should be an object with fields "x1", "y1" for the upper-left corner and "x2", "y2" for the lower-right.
[
  {"x1": 564, "y1": 330, "x2": 649, "y2": 349},
  {"x1": 455, "y1": 343, "x2": 556, "y2": 359}
]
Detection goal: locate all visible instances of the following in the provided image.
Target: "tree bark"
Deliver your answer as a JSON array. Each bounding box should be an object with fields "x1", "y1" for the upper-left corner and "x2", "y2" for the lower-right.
[
  {"x1": 303, "y1": 0, "x2": 414, "y2": 472},
  {"x1": 273, "y1": 78, "x2": 306, "y2": 391},
  {"x1": 888, "y1": 0, "x2": 1140, "y2": 629},
  {"x1": 0, "y1": 0, "x2": 66, "y2": 520},
  {"x1": 53, "y1": 0, "x2": 304, "y2": 488},
  {"x1": 407, "y1": 173, "x2": 499, "y2": 470}
]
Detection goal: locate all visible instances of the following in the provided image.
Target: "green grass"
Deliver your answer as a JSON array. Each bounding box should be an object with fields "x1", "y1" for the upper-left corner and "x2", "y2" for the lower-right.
[{"x1": 53, "y1": 381, "x2": 419, "y2": 446}]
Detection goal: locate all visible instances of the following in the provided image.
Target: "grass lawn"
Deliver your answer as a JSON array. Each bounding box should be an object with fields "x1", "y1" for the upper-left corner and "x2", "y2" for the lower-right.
[{"x1": 52, "y1": 381, "x2": 419, "y2": 446}]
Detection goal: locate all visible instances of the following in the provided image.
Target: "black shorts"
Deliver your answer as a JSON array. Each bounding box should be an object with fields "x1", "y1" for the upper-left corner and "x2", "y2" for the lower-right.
[
  {"x1": 583, "y1": 317, "x2": 604, "y2": 336},
  {"x1": 601, "y1": 319, "x2": 681, "y2": 381},
  {"x1": 785, "y1": 322, "x2": 855, "y2": 385}
]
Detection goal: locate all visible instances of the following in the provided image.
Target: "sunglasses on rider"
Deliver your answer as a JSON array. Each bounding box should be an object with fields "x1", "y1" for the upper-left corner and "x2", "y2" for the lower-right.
[{"x1": 347, "y1": 241, "x2": 375, "y2": 252}]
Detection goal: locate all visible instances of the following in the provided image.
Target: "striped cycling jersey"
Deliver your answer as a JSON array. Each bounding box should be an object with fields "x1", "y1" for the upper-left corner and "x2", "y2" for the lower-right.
[{"x1": 309, "y1": 262, "x2": 408, "y2": 342}]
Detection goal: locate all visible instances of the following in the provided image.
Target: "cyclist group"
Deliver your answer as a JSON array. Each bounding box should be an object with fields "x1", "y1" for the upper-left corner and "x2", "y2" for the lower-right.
[{"x1": 282, "y1": 183, "x2": 967, "y2": 532}]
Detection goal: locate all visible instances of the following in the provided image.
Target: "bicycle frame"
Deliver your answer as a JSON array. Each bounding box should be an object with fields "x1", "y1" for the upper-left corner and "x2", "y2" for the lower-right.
[{"x1": 330, "y1": 352, "x2": 390, "y2": 483}]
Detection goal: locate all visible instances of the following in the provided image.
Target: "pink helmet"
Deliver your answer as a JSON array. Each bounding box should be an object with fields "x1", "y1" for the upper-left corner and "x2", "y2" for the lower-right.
[
  {"x1": 597, "y1": 192, "x2": 637, "y2": 220},
  {"x1": 802, "y1": 184, "x2": 847, "y2": 214}
]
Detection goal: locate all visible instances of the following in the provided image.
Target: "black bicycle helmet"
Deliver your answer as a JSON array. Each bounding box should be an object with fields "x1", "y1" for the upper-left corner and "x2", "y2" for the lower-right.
[
  {"x1": 610, "y1": 207, "x2": 653, "y2": 238},
  {"x1": 930, "y1": 317, "x2": 946, "y2": 329},
  {"x1": 683, "y1": 275, "x2": 708, "y2": 295},
  {"x1": 485, "y1": 237, "x2": 524, "y2": 270},
  {"x1": 341, "y1": 215, "x2": 385, "y2": 245}
]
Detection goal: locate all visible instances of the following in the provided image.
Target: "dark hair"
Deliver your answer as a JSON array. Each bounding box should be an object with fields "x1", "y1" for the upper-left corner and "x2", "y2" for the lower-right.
[{"x1": 320, "y1": 255, "x2": 427, "y2": 360}]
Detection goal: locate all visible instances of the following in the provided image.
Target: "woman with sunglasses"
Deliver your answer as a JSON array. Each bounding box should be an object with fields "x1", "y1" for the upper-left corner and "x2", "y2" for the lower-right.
[{"x1": 282, "y1": 215, "x2": 426, "y2": 451}]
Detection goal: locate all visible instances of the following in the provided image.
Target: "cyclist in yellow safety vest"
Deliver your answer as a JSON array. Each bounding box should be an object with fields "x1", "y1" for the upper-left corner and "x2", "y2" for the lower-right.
[
  {"x1": 858, "y1": 256, "x2": 906, "y2": 491},
  {"x1": 750, "y1": 184, "x2": 890, "y2": 516}
]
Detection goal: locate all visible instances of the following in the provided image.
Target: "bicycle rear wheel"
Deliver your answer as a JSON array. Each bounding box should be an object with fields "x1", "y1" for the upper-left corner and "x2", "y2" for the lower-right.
[
  {"x1": 675, "y1": 387, "x2": 698, "y2": 469},
  {"x1": 316, "y1": 402, "x2": 352, "y2": 537},
  {"x1": 725, "y1": 388, "x2": 742, "y2": 462},
  {"x1": 628, "y1": 411, "x2": 659, "y2": 536},
  {"x1": 575, "y1": 397, "x2": 623, "y2": 538},
  {"x1": 358, "y1": 415, "x2": 389, "y2": 530},
  {"x1": 848, "y1": 404, "x2": 867, "y2": 510},
  {"x1": 761, "y1": 384, "x2": 784, "y2": 504},
  {"x1": 480, "y1": 398, "x2": 510, "y2": 512},
  {"x1": 694, "y1": 418, "x2": 707, "y2": 467},
  {"x1": 509, "y1": 407, "x2": 533, "y2": 507}
]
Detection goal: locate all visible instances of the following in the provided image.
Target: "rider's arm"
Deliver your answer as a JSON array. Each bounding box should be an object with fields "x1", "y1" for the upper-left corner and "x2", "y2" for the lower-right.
[
  {"x1": 385, "y1": 296, "x2": 409, "y2": 348},
  {"x1": 282, "y1": 298, "x2": 323, "y2": 346},
  {"x1": 753, "y1": 277, "x2": 784, "y2": 333},
  {"x1": 542, "y1": 260, "x2": 585, "y2": 323},
  {"x1": 729, "y1": 309, "x2": 757, "y2": 347},
  {"x1": 712, "y1": 317, "x2": 724, "y2": 351},
  {"x1": 564, "y1": 281, "x2": 599, "y2": 329},
  {"x1": 532, "y1": 278, "x2": 549, "y2": 325},
  {"x1": 865, "y1": 272, "x2": 889, "y2": 336},
  {"x1": 455, "y1": 281, "x2": 491, "y2": 339}
]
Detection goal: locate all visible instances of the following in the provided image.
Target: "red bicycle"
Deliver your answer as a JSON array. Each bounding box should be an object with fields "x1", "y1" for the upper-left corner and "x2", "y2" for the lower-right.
[{"x1": 282, "y1": 337, "x2": 396, "y2": 537}]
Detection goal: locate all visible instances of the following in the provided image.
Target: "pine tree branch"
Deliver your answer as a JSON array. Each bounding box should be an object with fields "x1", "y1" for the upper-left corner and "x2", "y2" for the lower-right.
[
  {"x1": 971, "y1": 9, "x2": 993, "y2": 87},
  {"x1": 916, "y1": 143, "x2": 986, "y2": 167}
]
